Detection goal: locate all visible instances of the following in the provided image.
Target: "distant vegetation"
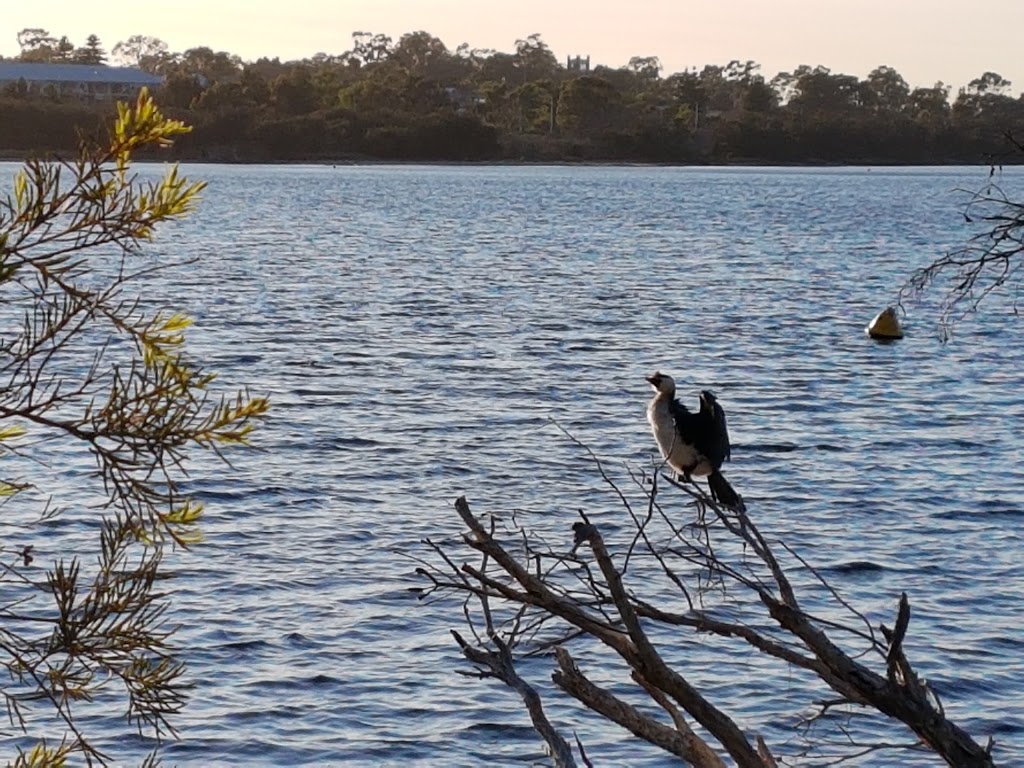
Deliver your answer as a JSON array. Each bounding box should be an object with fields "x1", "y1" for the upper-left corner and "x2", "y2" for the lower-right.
[{"x1": 3, "y1": 28, "x2": 1024, "y2": 164}]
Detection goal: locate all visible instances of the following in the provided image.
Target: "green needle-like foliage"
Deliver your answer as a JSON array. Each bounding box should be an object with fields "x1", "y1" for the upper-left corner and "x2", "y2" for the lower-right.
[{"x1": 0, "y1": 89, "x2": 268, "y2": 766}]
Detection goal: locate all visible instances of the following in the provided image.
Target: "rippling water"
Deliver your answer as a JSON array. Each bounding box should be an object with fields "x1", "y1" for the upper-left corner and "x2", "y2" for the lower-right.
[{"x1": 4, "y1": 162, "x2": 1023, "y2": 766}]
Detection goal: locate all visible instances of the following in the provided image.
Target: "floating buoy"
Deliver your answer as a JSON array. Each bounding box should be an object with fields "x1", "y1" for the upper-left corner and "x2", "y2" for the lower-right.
[{"x1": 866, "y1": 306, "x2": 904, "y2": 340}]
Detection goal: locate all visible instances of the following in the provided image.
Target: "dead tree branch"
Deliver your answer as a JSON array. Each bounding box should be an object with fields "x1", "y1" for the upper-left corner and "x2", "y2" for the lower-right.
[
  {"x1": 899, "y1": 135, "x2": 1024, "y2": 337},
  {"x1": 452, "y1": 630, "x2": 577, "y2": 768},
  {"x1": 422, "y1": 465, "x2": 999, "y2": 766}
]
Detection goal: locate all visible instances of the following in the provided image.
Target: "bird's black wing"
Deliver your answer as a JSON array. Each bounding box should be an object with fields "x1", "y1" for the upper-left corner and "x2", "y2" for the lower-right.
[
  {"x1": 697, "y1": 392, "x2": 731, "y2": 469},
  {"x1": 667, "y1": 398, "x2": 701, "y2": 446},
  {"x1": 711, "y1": 397, "x2": 731, "y2": 464}
]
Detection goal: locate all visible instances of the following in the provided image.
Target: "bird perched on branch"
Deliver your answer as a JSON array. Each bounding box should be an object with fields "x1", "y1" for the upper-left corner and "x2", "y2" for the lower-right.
[{"x1": 645, "y1": 372, "x2": 742, "y2": 509}]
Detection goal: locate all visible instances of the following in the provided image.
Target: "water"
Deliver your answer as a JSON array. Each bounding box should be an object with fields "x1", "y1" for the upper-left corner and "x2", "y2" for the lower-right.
[{"x1": 2, "y1": 162, "x2": 1023, "y2": 766}]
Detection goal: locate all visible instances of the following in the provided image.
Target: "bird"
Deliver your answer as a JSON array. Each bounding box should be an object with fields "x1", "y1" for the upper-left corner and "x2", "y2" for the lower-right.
[{"x1": 645, "y1": 371, "x2": 742, "y2": 509}]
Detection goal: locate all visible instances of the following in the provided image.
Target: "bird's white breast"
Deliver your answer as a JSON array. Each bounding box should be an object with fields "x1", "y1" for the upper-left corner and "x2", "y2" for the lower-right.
[{"x1": 647, "y1": 397, "x2": 707, "y2": 476}]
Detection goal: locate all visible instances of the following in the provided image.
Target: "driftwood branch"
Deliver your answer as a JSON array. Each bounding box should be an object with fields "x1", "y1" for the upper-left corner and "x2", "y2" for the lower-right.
[
  {"x1": 552, "y1": 646, "x2": 726, "y2": 768},
  {"x1": 424, "y1": 470, "x2": 999, "y2": 767},
  {"x1": 571, "y1": 519, "x2": 765, "y2": 767},
  {"x1": 452, "y1": 629, "x2": 577, "y2": 768}
]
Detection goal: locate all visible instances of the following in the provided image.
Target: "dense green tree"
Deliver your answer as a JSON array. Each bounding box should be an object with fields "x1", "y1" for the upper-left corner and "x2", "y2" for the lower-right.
[
  {"x1": 769, "y1": 69, "x2": 799, "y2": 104},
  {"x1": 476, "y1": 80, "x2": 516, "y2": 129},
  {"x1": 239, "y1": 66, "x2": 272, "y2": 104},
  {"x1": 666, "y1": 71, "x2": 710, "y2": 128},
  {"x1": 340, "y1": 66, "x2": 448, "y2": 116},
  {"x1": 271, "y1": 66, "x2": 319, "y2": 115},
  {"x1": 391, "y1": 31, "x2": 455, "y2": 81},
  {"x1": 0, "y1": 97, "x2": 110, "y2": 148},
  {"x1": 953, "y1": 71, "x2": 1024, "y2": 127},
  {"x1": 966, "y1": 71, "x2": 1012, "y2": 97},
  {"x1": 627, "y1": 55, "x2": 662, "y2": 83},
  {"x1": 589, "y1": 64, "x2": 641, "y2": 94},
  {"x1": 452, "y1": 42, "x2": 494, "y2": 80},
  {"x1": 245, "y1": 56, "x2": 291, "y2": 82},
  {"x1": 194, "y1": 81, "x2": 251, "y2": 113},
  {"x1": 175, "y1": 47, "x2": 242, "y2": 83},
  {"x1": 474, "y1": 51, "x2": 521, "y2": 86},
  {"x1": 157, "y1": 72, "x2": 205, "y2": 109},
  {"x1": 722, "y1": 59, "x2": 760, "y2": 83},
  {"x1": 694, "y1": 64, "x2": 737, "y2": 112},
  {"x1": 790, "y1": 65, "x2": 867, "y2": 114},
  {"x1": 52, "y1": 36, "x2": 75, "y2": 63},
  {"x1": 740, "y1": 77, "x2": 778, "y2": 113},
  {"x1": 16, "y1": 28, "x2": 57, "y2": 61},
  {"x1": 909, "y1": 82, "x2": 951, "y2": 122},
  {"x1": 72, "y1": 34, "x2": 106, "y2": 65},
  {"x1": 345, "y1": 31, "x2": 393, "y2": 67},
  {"x1": 112, "y1": 34, "x2": 169, "y2": 69},
  {"x1": 557, "y1": 75, "x2": 623, "y2": 136},
  {"x1": 508, "y1": 79, "x2": 557, "y2": 133},
  {"x1": 865, "y1": 65, "x2": 910, "y2": 113},
  {"x1": 513, "y1": 33, "x2": 559, "y2": 83}
]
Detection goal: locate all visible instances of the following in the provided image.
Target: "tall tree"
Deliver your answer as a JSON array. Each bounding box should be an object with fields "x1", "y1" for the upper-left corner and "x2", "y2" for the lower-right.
[
  {"x1": 17, "y1": 28, "x2": 58, "y2": 62},
  {"x1": 723, "y1": 59, "x2": 760, "y2": 83},
  {"x1": 345, "y1": 31, "x2": 393, "y2": 67},
  {"x1": 47, "y1": 36, "x2": 74, "y2": 63},
  {"x1": 955, "y1": 72, "x2": 1018, "y2": 121},
  {"x1": 73, "y1": 34, "x2": 106, "y2": 65},
  {"x1": 500, "y1": 80, "x2": 555, "y2": 133},
  {"x1": 557, "y1": 76, "x2": 623, "y2": 135},
  {"x1": 391, "y1": 31, "x2": 452, "y2": 80},
  {"x1": 16, "y1": 28, "x2": 55, "y2": 54},
  {"x1": 769, "y1": 69, "x2": 800, "y2": 104},
  {"x1": 740, "y1": 77, "x2": 778, "y2": 113},
  {"x1": 966, "y1": 71, "x2": 1012, "y2": 97},
  {"x1": 339, "y1": 66, "x2": 447, "y2": 115},
  {"x1": 174, "y1": 47, "x2": 242, "y2": 83},
  {"x1": 865, "y1": 65, "x2": 910, "y2": 113},
  {"x1": 112, "y1": 34, "x2": 169, "y2": 69},
  {"x1": 627, "y1": 55, "x2": 662, "y2": 83},
  {"x1": 790, "y1": 65, "x2": 866, "y2": 113},
  {"x1": 666, "y1": 70, "x2": 710, "y2": 127},
  {"x1": 908, "y1": 82, "x2": 951, "y2": 125},
  {"x1": 271, "y1": 66, "x2": 319, "y2": 114},
  {"x1": 513, "y1": 33, "x2": 559, "y2": 83}
]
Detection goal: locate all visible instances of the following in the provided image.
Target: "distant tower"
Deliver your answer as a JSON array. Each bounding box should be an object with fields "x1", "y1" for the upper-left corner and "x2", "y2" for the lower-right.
[{"x1": 566, "y1": 54, "x2": 590, "y2": 73}]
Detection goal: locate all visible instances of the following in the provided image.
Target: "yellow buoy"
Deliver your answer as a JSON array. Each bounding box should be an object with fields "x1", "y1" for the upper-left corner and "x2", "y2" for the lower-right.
[{"x1": 866, "y1": 306, "x2": 904, "y2": 340}]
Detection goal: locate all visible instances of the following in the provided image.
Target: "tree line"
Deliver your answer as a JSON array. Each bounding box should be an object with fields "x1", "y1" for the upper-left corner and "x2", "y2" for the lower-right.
[{"x1": 2, "y1": 28, "x2": 1024, "y2": 163}]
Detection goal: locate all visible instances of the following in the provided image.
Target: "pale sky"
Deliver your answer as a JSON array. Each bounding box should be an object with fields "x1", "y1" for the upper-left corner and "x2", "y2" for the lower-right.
[{"x1": 4, "y1": 0, "x2": 1023, "y2": 93}]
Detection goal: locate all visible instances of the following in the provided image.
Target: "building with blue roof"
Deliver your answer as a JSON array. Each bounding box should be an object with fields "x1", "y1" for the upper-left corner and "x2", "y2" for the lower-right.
[{"x1": 0, "y1": 62, "x2": 163, "y2": 102}]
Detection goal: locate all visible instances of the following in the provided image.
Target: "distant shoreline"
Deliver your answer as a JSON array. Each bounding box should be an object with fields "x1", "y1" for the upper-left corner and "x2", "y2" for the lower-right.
[{"x1": 0, "y1": 151, "x2": 1004, "y2": 169}]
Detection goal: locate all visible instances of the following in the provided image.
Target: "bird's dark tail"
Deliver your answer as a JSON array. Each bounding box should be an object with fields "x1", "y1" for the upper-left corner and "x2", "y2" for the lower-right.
[{"x1": 707, "y1": 471, "x2": 744, "y2": 511}]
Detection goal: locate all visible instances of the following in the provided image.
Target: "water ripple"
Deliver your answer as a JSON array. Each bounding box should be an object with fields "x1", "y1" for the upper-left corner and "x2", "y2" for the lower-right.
[{"x1": 4, "y1": 162, "x2": 1023, "y2": 766}]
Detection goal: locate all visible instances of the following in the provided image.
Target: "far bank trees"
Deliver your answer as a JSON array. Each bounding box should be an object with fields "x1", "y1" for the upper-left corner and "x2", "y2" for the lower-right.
[{"x1": 4, "y1": 26, "x2": 1024, "y2": 162}]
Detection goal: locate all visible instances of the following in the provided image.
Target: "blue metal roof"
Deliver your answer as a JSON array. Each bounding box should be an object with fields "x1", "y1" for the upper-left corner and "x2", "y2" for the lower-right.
[{"x1": 0, "y1": 62, "x2": 163, "y2": 85}]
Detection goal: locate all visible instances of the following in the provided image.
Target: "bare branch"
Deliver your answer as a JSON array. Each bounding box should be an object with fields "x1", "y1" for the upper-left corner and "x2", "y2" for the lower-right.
[{"x1": 452, "y1": 630, "x2": 577, "y2": 768}]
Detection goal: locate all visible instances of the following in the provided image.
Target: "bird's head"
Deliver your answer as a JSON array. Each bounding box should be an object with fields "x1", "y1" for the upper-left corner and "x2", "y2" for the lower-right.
[{"x1": 646, "y1": 371, "x2": 676, "y2": 395}]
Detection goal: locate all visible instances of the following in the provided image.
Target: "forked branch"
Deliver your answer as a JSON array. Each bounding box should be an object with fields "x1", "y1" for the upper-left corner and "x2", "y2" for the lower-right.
[{"x1": 425, "y1": 469, "x2": 998, "y2": 766}]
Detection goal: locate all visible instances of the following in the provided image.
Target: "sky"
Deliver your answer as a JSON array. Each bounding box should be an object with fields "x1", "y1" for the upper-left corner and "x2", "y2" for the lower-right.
[{"x1": 4, "y1": 0, "x2": 1024, "y2": 93}]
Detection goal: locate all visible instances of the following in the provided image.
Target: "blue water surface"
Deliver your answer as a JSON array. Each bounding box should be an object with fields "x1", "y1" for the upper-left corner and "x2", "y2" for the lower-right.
[{"x1": 2, "y1": 162, "x2": 1022, "y2": 766}]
